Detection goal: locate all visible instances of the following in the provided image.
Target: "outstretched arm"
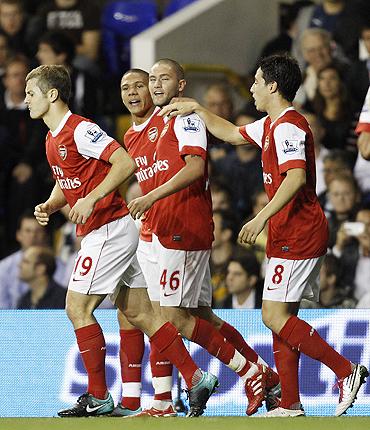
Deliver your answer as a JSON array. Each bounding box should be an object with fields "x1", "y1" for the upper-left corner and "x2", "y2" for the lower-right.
[
  {"x1": 69, "y1": 147, "x2": 136, "y2": 224},
  {"x1": 160, "y1": 98, "x2": 247, "y2": 145},
  {"x1": 128, "y1": 154, "x2": 204, "y2": 219},
  {"x1": 239, "y1": 168, "x2": 306, "y2": 244}
]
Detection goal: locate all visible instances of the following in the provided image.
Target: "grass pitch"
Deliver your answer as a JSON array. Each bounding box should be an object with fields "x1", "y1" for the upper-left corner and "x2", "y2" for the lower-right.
[{"x1": 0, "y1": 417, "x2": 369, "y2": 430}]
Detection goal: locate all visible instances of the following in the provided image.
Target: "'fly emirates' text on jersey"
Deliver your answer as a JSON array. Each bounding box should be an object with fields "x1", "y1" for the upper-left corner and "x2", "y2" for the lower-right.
[
  {"x1": 124, "y1": 107, "x2": 164, "y2": 241},
  {"x1": 46, "y1": 111, "x2": 128, "y2": 236},
  {"x1": 239, "y1": 107, "x2": 328, "y2": 259},
  {"x1": 150, "y1": 113, "x2": 214, "y2": 251}
]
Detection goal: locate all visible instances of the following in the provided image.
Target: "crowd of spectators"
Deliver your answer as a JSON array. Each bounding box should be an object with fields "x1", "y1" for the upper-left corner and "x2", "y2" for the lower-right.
[{"x1": 0, "y1": 0, "x2": 369, "y2": 311}]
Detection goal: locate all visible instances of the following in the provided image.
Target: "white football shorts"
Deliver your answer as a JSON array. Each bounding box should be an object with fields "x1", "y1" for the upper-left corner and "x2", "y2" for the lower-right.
[
  {"x1": 263, "y1": 256, "x2": 325, "y2": 303},
  {"x1": 68, "y1": 215, "x2": 146, "y2": 303},
  {"x1": 136, "y1": 238, "x2": 159, "y2": 302},
  {"x1": 152, "y1": 234, "x2": 212, "y2": 308}
]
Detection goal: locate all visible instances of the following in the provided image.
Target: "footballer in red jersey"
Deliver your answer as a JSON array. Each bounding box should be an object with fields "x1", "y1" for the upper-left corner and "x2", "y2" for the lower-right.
[
  {"x1": 160, "y1": 54, "x2": 368, "y2": 417},
  {"x1": 25, "y1": 64, "x2": 218, "y2": 418},
  {"x1": 128, "y1": 60, "x2": 281, "y2": 417}
]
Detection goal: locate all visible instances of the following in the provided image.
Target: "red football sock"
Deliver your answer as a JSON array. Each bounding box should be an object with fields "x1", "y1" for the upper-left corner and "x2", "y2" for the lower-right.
[
  {"x1": 273, "y1": 332, "x2": 300, "y2": 409},
  {"x1": 279, "y1": 316, "x2": 351, "y2": 379},
  {"x1": 119, "y1": 329, "x2": 144, "y2": 410},
  {"x1": 150, "y1": 322, "x2": 199, "y2": 389},
  {"x1": 75, "y1": 323, "x2": 107, "y2": 399},
  {"x1": 191, "y1": 317, "x2": 250, "y2": 375},
  {"x1": 150, "y1": 343, "x2": 173, "y2": 401},
  {"x1": 219, "y1": 321, "x2": 258, "y2": 363}
]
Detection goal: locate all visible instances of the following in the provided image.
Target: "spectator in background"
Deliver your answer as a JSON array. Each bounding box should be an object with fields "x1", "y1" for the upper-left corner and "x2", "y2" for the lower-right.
[
  {"x1": 210, "y1": 179, "x2": 233, "y2": 212},
  {"x1": 221, "y1": 252, "x2": 263, "y2": 309},
  {"x1": 0, "y1": 32, "x2": 9, "y2": 82},
  {"x1": 36, "y1": 31, "x2": 101, "y2": 119},
  {"x1": 301, "y1": 254, "x2": 356, "y2": 308},
  {"x1": 0, "y1": 55, "x2": 49, "y2": 250},
  {"x1": 326, "y1": 174, "x2": 361, "y2": 249},
  {"x1": 29, "y1": 0, "x2": 101, "y2": 67},
  {"x1": 0, "y1": 0, "x2": 30, "y2": 56},
  {"x1": 0, "y1": 211, "x2": 66, "y2": 309},
  {"x1": 17, "y1": 245, "x2": 66, "y2": 309},
  {"x1": 295, "y1": 28, "x2": 348, "y2": 106},
  {"x1": 203, "y1": 82, "x2": 235, "y2": 162},
  {"x1": 318, "y1": 149, "x2": 352, "y2": 211},
  {"x1": 333, "y1": 207, "x2": 370, "y2": 304},
  {"x1": 304, "y1": 63, "x2": 356, "y2": 153},
  {"x1": 210, "y1": 209, "x2": 238, "y2": 308}
]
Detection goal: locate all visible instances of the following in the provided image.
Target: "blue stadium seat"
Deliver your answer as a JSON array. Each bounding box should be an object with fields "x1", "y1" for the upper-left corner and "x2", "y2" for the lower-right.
[
  {"x1": 102, "y1": 0, "x2": 158, "y2": 76},
  {"x1": 163, "y1": 0, "x2": 198, "y2": 17}
]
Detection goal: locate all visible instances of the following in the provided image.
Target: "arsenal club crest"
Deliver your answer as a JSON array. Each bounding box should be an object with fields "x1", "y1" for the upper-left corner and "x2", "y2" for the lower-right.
[
  {"x1": 148, "y1": 126, "x2": 158, "y2": 142},
  {"x1": 264, "y1": 136, "x2": 270, "y2": 151},
  {"x1": 58, "y1": 145, "x2": 67, "y2": 160}
]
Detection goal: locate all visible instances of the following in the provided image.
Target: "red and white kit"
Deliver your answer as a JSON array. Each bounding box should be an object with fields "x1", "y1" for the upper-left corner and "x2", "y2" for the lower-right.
[
  {"x1": 149, "y1": 113, "x2": 214, "y2": 307},
  {"x1": 239, "y1": 107, "x2": 328, "y2": 302},
  {"x1": 124, "y1": 107, "x2": 164, "y2": 300},
  {"x1": 46, "y1": 111, "x2": 145, "y2": 298}
]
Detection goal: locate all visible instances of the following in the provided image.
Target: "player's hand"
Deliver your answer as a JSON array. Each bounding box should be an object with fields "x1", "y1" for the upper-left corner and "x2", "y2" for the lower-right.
[
  {"x1": 34, "y1": 201, "x2": 53, "y2": 226},
  {"x1": 159, "y1": 98, "x2": 198, "y2": 119},
  {"x1": 127, "y1": 194, "x2": 155, "y2": 220},
  {"x1": 238, "y1": 215, "x2": 266, "y2": 245},
  {"x1": 358, "y1": 131, "x2": 370, "y2": 161},
  {"x1": 69, "y1": 196, "x2": 96, "y2": 225}
]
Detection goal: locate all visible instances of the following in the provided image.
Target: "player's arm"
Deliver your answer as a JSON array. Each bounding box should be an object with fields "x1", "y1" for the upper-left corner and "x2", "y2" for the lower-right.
[
  {"x1": 239, "y1": 168, "x2": 306, "y2": 244},
  {"x1": 128, "y1": 154, "x2": 204, "y2": 219},
  {"x1": 69, "y1": 147, "x2": 136, "y2": 224},
  {"x1": 34, "y1": 182, "x2": 68, "y2": 226},
  {"x1": 160, "y1": 98, "x2": 247, "y2": 145},
  {"x1": 357, "y1": 132, "x2": 370, "y2": 160}
]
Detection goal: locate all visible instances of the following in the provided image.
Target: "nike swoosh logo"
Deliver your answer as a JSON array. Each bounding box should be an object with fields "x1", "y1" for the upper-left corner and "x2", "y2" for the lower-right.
[
  {"x1": 72, "y1": 278, "x2": 85, "y2": 282},
  {"x1": 267, "y1": 286, "x2": 279, "y2": 291},
  {"x1": 163, "y1": 292, "x2": 177, "y2": 297},
  {"x1": 86, "y1": 404, "x2": 105, "y2": 413}
]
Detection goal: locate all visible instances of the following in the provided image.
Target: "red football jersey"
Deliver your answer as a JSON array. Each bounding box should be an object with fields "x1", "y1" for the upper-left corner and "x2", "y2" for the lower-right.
[
  {"x1": 149, "y1": 113, "x2": 214, "y2": 250},
  {"x1": 124, "y1": 107, "x2": 164, "y2": 241},
  {"x1": 356, "y1": 86, "x2": 370, "y2": 134},
  {"x1": 239, "y1": 107, "x2": 328, "y2": 259},
  {"x1": 46, "y1": 111, "x2": 128, "y2": 236}
]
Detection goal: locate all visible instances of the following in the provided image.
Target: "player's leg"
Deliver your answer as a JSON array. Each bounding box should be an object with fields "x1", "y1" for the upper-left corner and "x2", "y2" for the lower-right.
[
  {"x1": 261, "y1": 257, "x2": 368, "y2": 417},
  {"x1": 115, "y1": 271, "x2": 218, "y2": 418},
  {"x1": 58, "y1": 290, "x2": 114, "y2": 417},
  {"x1": 110, "y1": 308, "x2": 144, "y2": 417}
]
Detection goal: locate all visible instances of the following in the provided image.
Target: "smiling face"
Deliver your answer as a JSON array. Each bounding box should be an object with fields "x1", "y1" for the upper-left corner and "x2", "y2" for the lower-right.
[
  {"x1": 149, "y1": 61, "x2": 185, "y2": 107},
  {"x1": 120, "y1": 71, "x2": 153, "y2": 121},
  {"x1": 24, "y1": 78, "x2": 51, "y2": 119},
  {"x1": 250, "y1": 68, "x2": 270, "y2": 112}
]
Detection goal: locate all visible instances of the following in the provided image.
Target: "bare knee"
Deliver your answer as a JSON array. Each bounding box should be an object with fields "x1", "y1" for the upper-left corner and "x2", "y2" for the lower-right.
[
  {"x1": 190, "y1": 307, "x2": 224, "y2": 330},
  {"x1": 262, "y1": 301, "x2": 296, "y2": 334},
  {"x1": 162, "y1": 307, "x2": 194, "y2": 338}
]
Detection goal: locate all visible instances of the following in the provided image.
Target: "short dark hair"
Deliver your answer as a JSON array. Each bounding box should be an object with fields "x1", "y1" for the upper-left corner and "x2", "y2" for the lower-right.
[
  {"x1": 323, "y1": 254, "x2": 341, "y2": 280},
  {"x1": 34, "y1": 246, "x2": 56, "y2": 278},
  {"x1": 122, "y1": 68, "x2": 149, "y2": 80},
  {"x1": 17, "y1": 209, "x2": 37, "y2": 230},
  {"x1": 38, "y1": 31, "x2": 76, "y2": 65},
  {"x1": 155, "y1": 58, "x2": 185, "y2": 80},
  {"x1": 258, "y1": 54, "x2": 302, "y2": 102},
  {"x1": 229, "y1": 251, "x2": 260, "y2": 278},
  {"x1": 26, "y1": 65, "x2": 71, "y2": 104}
]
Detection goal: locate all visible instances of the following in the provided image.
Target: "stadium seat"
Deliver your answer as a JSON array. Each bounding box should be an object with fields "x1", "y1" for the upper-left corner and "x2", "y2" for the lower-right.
[
  {"x1": 163, "y1": 0, "x2": 198, "y2": 17},
  {"x1": 102, "y1": 0, "x2": 158, "y2": 76}
]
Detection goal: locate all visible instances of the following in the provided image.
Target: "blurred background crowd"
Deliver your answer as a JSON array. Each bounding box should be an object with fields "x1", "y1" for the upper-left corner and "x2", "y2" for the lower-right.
[{"x1": 0, "y1": 0, "x2": 369, "y2": 311}]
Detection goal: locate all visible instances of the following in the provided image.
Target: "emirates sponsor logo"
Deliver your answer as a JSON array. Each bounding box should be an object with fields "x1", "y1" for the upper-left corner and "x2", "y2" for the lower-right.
[
  {"x1": 148, "y1": 126, "x2": 158, "y2": 142},
  {"x1": 135, "y1": 159, "x2": 169, "y2": 183},
  {"x1": 58, "y1": 145, "x2": 67, "y2": 160}
]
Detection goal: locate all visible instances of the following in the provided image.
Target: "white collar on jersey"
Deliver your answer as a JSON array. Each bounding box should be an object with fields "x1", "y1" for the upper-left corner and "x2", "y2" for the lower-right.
[
  {"x1": 132, "y1": 106, "x2": 160, "y2": 132},
  {"x1": 50, "y1": 110, "x2": 72, "y2": 137},
  {"x1": 270, "y1": 106, "x2": 295, "y2": 127}
]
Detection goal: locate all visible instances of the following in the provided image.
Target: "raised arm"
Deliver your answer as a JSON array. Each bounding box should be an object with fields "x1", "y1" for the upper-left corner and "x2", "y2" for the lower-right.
[{"x1": 160, "y1": 98, "x2": 247, "y2": 145}]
